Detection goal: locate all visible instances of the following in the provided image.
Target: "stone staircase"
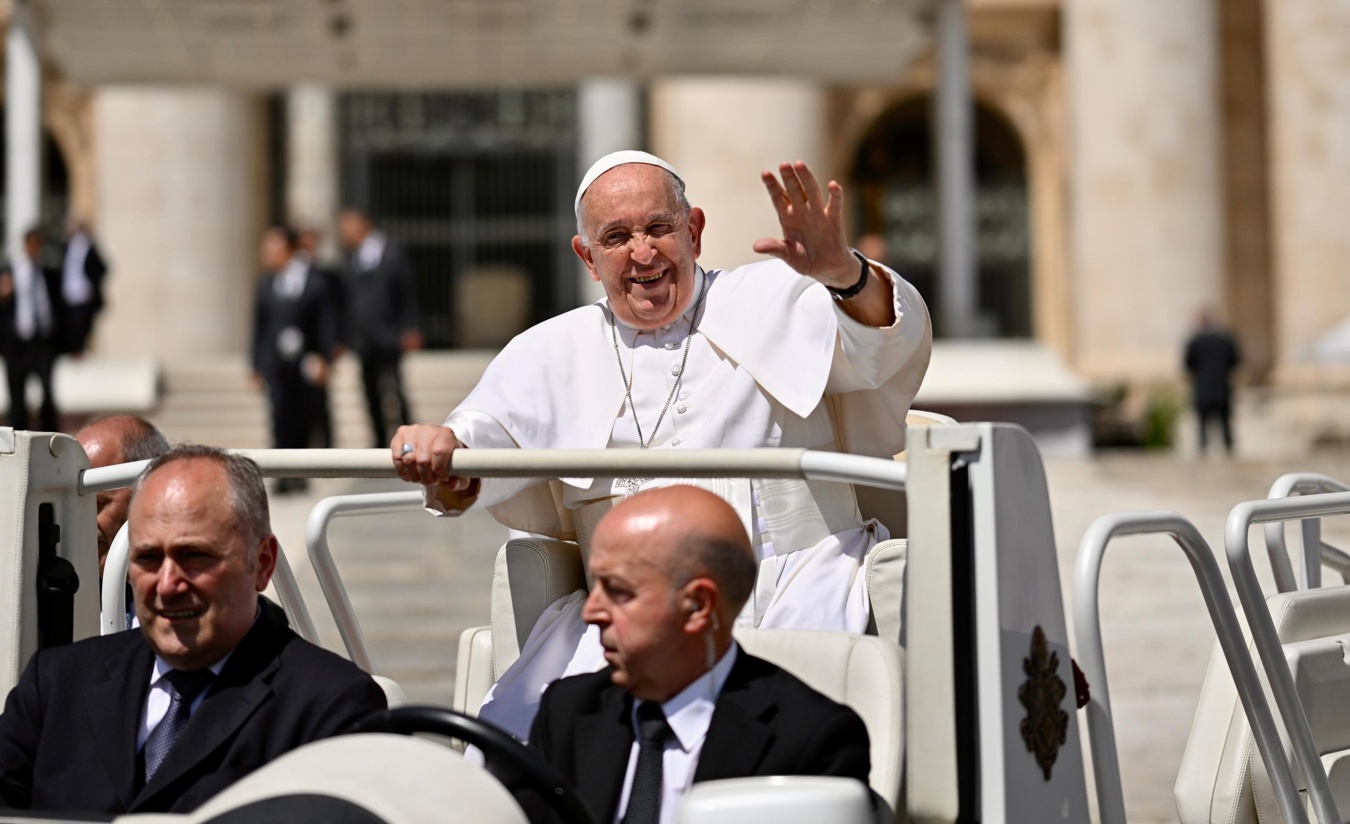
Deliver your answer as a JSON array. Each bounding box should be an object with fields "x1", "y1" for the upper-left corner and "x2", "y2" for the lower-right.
[{"x1": 150, "y1": 351, "x2": 497, "y2": 449}]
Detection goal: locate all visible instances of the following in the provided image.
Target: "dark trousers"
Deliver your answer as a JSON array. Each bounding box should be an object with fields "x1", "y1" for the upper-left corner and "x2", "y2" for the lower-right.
[
  {"x1": 64, "y1": 303, "x2": 96, "y2": 354},
  {"x1": 1196, "y1": 402, "x2": 1233, "y2": 454},
  {"x1": 265, "y1": 367, "x2": 314, "y2": 450},
  {"x1": 5, "y1": 340, "x2": 58, "y2": 431},
  {"x1": 358, "y1": 351, "x2": 411, "y2": 448}
]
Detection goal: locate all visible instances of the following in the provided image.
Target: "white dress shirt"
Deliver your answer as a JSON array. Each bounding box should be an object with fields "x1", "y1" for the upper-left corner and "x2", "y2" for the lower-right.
[
  {"x1": 12, "y1": 256, "x2": 52, "y2": 341},
  {"x1": 62, "y1": 232, "x2": 94, "y2": 306},
  {"x1": 355, "y1": 232, "x2": 386, "y2": 272},
  {"x1": 273, "y1": 255, "x2": 310, "y2": 299},
  {"x1": 613, "y1": 643, "x2": 739, "y2": 824},
  {"x1": 136, "y1": 653, "x2": 232, "y2": 750}
]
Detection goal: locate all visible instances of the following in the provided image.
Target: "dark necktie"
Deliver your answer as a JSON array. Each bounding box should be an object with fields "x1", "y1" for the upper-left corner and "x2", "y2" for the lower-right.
[
  {"x1": 142, "y1": 669, "x2": 216, "y2": 782},
  {"x1": 622, "y1": 701, "x2": 672, "y2": 824}
]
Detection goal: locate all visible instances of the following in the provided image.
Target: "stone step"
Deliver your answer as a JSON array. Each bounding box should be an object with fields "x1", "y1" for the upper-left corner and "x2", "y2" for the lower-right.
[{"x1": 148, "y1": 351, "x2": 492, "y2": 449}]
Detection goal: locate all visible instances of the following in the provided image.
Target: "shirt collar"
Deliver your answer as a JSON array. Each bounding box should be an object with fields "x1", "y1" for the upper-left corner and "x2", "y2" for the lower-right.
[
  {"x1": 357, "y1": 232, "x2": 386, "y2": 269},
  {"x1": 633, "y1": 640, "x2": 738, "y2": 754}
]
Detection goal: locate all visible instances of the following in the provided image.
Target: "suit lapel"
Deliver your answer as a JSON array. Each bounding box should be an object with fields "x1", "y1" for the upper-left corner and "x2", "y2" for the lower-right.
[
  {"x1": 84, "y1": 637, "x2": 154, "y2": 810},
  {"x1": 693, "y1": 655, "x2": 776, "y2": 783},
  {"x1": 131, "y1": 603, "x2": 285, "y2": 809},
  {"x1": 574, "y1": 684, "x2": 635, "y2": 821}
]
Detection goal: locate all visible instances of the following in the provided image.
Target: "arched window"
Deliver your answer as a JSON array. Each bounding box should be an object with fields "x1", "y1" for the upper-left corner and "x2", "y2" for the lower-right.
[
  {"x1": 0, "y1": 111, "x2": 73, "y2": 246},
  {"x1": 853, "y1": 97, "x2": 1031, "y2": 338}
]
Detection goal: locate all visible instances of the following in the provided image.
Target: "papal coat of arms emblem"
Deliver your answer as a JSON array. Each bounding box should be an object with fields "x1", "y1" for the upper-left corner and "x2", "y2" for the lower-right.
[{"x1": 1018, "y1": 625, "x2": 1069, "y2": 780}]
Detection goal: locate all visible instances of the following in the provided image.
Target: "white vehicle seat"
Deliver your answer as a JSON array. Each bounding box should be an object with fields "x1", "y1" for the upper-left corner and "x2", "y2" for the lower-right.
[
  {"x1": 112, "y1": 733, "x2": 527, "y2": 824},
  {"x1": 1175, "y1": 584, "x2": 1350, "y2": 823},
  {"x1": 733, "y1": 628, "x2": 905, "y2": 813},
  {"x1": 372, "y1": 675, "x2": 408, "y2": 709}
]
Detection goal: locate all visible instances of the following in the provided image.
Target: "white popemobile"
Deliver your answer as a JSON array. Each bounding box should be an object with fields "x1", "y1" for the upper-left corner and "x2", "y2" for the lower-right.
[{"x1": 1, "y1": 422, "x2": 1348, "y2": 824}]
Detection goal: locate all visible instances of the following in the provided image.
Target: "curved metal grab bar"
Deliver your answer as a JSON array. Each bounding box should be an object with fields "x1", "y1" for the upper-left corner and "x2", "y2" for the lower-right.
[
  {"x1": 1227, "y1": 492, "x2": 1350, "y2": 824},
  {"x1": 100, "y1": 521, "x2": 320, "y2": 644},
  {"x1": 305, "y1": 491, "x2": 426, "y2": 673},
  {"x1": 100, "y1": 523, "x2": 130, "y2": 636},
  {"x1": 1263, "y1": 473, "x2": 1350, "y2": 592},
  {"x1": 80, "y1": 448, "x2": 909, "y2": 494},
  {"x1": 1073, "y1": 511, "x2": 1306, "y2": 824}
]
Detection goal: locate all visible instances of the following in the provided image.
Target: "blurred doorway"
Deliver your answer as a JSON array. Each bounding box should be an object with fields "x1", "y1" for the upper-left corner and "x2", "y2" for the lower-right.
[
  {"x1": 853, "y1": 96, "x2": 1031, "y2": 339},
  {"x1": 0, "y1": 115, "x2": 72, "y2": 252},
  {"x1": 339, "y1": 90, "x2": 578, "y2": 350}
]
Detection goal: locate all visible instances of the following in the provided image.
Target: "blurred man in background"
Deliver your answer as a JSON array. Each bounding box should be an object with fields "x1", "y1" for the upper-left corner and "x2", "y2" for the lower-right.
[
  {"x1": 338, "y1": 208, "x2": 422, "y2": 448},
  {"x1": 1184, "y1": 309, "x2": 1241, "y2": 456},
  {"x1": 250, "y1": 226, "x2": 339, "y2": 493},
  {"x1": 0, "y1": 227, "x2": 65, "y2": 431},
  {"x1": 60, "y1": 218, "x2": 109, "y2": 356},
  {"x1": 297, "y1": 225, "x2": 344, "y2": 448}
]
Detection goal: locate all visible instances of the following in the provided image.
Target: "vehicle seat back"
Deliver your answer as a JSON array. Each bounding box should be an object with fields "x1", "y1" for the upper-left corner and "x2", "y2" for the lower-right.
[
  {"x1": 1175, "y1": 584, "x2": 1350, "y2": 823},
  {"x1": 734, "y1": 628, "x2": 905, "y2": 813}
]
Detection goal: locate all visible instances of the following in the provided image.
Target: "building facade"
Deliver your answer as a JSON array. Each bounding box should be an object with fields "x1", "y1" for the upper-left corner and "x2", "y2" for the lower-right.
[{"x1": 11, "y1": 0, "x2": 1350, "y2": 410}]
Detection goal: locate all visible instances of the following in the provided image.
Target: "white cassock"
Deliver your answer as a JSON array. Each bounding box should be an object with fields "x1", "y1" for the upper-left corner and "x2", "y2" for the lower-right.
[{"x1": 427, "y1": 259, "x2": 931, "y2": 740}]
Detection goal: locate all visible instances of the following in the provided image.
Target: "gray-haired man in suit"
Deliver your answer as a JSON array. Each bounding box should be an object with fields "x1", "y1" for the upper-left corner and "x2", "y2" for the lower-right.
[{"x1": 0, "y1": 445, "x2": 385, "y2": 814}]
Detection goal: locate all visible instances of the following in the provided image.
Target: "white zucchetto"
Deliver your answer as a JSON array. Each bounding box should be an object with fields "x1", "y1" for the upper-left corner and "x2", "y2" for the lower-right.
[{"x1": 574, "y1": 150, "x2": 683, "y2": 218}]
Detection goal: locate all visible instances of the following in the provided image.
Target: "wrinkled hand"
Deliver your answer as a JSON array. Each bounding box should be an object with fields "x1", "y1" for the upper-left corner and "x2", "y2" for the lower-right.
[
  {"x1": 752, "y1": 161, "x2": 857, "y2": 289},
  {"x1": 391, "y1": 424, "x2": 474, "y2": 491}
]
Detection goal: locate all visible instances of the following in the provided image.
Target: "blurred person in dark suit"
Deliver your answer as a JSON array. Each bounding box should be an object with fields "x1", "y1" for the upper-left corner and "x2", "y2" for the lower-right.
[
  {"x1": 250, "y1": 226, "x2": 338, "y2": 493},
  {"x1": 337, "y1": 208, "x2": 422, "y2": 448},
  {"x1": 60, "y1": 218, "x2": 109, "y2": 356},
  {"x1": 0, "y1": 227, "x2": 65, "y2": 431},
  {"x1": 1184, "y1": 309, "x2": 1241, "y2": 456},
  {"x1": 297, "y1": 226, "x2": 344, "y2": 449}
]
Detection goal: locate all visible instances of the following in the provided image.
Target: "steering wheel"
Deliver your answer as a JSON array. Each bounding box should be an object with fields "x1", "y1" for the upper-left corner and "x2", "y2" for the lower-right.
[{"x1": 353, "y1": 705, "x2": 598, "y2": 824}]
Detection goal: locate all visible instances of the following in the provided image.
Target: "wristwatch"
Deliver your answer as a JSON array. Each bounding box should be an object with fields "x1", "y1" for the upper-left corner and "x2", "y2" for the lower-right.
[{"x1": 828, "y1": 249, "x2": 871, "y2": 301}]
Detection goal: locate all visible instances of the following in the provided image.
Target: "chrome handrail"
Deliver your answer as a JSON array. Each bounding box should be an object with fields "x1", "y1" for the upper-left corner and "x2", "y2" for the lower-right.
[
  {"x1": 79, "y1": 448, "x2": 909, "y2": 494},
  {"x1": 1263, "y1": 473, "x2": 1350, "y2": 592},
  {"x1": 1227, "y1": 492, "x2": 1350, "y2": 824},
  {"x1": 305, "y1": 491, "x2": 426, "y2": 674},
  {"x1": 1073, "y1": 511, "x2": 1306, "y2": 824}
]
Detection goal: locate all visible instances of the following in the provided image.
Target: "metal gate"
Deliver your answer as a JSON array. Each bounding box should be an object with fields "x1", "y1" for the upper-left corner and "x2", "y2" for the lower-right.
[{"x1": 340, "y1": 90, "x2": 578, "y2": 350}]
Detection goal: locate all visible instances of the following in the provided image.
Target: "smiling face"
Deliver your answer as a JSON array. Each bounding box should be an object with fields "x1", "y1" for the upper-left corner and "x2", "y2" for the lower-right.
[
  {"x1": 128, "y1": 459, "x2": 276, "y2": 671},
  {"x1": 572, "y1": 164, "x2": 706, "y2": 331}
]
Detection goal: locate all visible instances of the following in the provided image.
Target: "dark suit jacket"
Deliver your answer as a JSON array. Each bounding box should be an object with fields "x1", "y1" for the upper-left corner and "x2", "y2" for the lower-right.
[
  {"x1": 342, "y1": 239, "x2": 419, "y2": 357},
  {"x1": 1184, "y1": 329, "x2": 1241, "y2": 408},
  {"x1": 527, "y1": 651, "x2": 871, "y2": 822},
  {"x1": 64, "y1": 236, "x2": 108, "y2": 311},
  {"x1": 0, "y1": 598, "x2": 387, "y2": 815},
  {"x1": 0, "y1": 262, "x2": 65, "y2": 356},
  {"x1": 250, "y1": 263, "x2": 339, "y2": 380}
]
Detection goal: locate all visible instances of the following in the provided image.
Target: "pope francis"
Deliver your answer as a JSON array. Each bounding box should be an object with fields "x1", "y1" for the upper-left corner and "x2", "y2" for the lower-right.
[{"x1": 392, "y1": 151, "x2": 931, "y2": 740}]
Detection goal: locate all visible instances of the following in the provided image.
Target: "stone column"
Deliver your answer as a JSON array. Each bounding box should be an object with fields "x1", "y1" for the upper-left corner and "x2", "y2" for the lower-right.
[
  {"x1": 286, "y1": 84, "x2": 340, "y2": 261},
  {"x1": 576, "y1": 79, "x2": 642, "y2": 304},
  {"x1": 6, "y1": 3, "x2": 41, "y2": 257},
  {"x1": 650, "y1": 79, "x2": 825, "y2": 272},
  {"x1": 1066, "y1": 0, "x2": 1225, "y2": 381},
  {"x1": 1264, "y1": 0, "x2": 1350, "y2": 380},
  {"x1": 934, "y1": 0, "x2": 979, "y2": 338},
  {"x1": 94, "y1": 89, "x2": 268, "y2": 358}
]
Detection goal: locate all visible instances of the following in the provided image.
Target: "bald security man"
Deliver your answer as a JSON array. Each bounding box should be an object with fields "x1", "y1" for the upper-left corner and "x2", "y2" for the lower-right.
[
  {"x1": 76, "y1": 415, "x2": 171, "y2": 580},
  {"x1": 0, "y1": 445, "x2": 386, "y2": 815},
  {"x1": 527, "y1": 486, "x2": 870, "y2": 824}
]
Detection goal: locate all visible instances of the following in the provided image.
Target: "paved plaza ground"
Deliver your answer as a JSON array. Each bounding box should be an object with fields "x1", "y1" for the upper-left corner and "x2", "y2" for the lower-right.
[{"x1": 264, "y1": 449, "x2": 1350, "y2": 823}]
